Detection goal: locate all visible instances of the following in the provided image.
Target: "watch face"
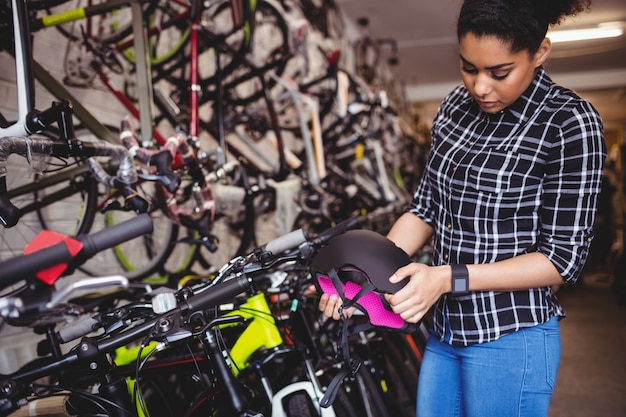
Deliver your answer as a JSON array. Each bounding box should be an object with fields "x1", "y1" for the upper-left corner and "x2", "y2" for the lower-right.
[{"x1": 453, "y1": 277, "x2": 468, "y2": 293}]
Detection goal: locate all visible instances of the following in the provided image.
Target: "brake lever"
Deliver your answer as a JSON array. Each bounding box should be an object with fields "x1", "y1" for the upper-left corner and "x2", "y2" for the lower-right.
[{"x1": 47, "y1": 275, "x2": 129, "y2": 309}]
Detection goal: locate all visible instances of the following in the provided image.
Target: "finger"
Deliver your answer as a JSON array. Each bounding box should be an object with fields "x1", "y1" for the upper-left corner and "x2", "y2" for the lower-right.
[
  {"x1": 318, "y1": 293, "x2": 329, "y2": 312},
  {"x1": 406, "y1": 311, "x2": 423, "y2": 323},
  {"x1": 326, "y1": 295, "x2": 341, "y2": 319},
  {"x1": 389, "y1": 262, "x2": 420, "y2": 283}
]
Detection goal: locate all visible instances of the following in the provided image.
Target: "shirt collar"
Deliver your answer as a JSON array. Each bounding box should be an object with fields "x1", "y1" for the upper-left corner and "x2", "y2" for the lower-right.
[{"x1": 505, "y1": 67, "x2": 554, "y2": 123}]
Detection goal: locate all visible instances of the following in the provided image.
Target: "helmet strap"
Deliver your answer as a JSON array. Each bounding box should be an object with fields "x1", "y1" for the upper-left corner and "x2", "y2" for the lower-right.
[{"x1": 320, "y1": 268, "x2": 374, "y2": 408}]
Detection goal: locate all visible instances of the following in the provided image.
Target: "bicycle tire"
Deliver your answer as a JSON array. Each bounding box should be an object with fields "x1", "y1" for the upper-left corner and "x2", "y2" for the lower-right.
[
  {"x1": 55, "y1": 0, "x2": 186, "y2": 88},
  {"x1": 59, "y1": 126, "x2": 197, "y2": 281},
  {"x1": 379, "y1": 332, "x2": 421, "y2": 417},
  {"x1": 116, "y1": 0, "x2": 191, "y2": 70},
  {"x1": 0, "y1": 135, "x2": 99, "y2": 265},
  {"x1": 79, "y1": 170, "x2": 200, "y2": 282},
  {"x1": 94, "y1": 194, "x2": 197, "y2": 282},
  {"x1": 315, "y1": 365, "x2": 365, "y2": 417},
  {"x1": 353, "y1": 364, "x2": 393, "y2": 417},
  {"x1": 196, "y1": 0, "x2": 292, "y2": 107},
  {"x1": 44, "y1": 0, "x2": 160, "y2": 44}
]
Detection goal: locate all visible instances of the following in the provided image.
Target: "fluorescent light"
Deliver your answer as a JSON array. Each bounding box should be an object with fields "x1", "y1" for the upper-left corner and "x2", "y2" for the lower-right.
[{"x1": 547, "y1": 24, "x2": 624, "y2": 43}]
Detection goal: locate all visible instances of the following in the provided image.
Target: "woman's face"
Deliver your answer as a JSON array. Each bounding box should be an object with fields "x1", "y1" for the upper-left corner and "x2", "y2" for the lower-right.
[{"x1": 458, "y1": 33, "x2": 550, "y2": 113}]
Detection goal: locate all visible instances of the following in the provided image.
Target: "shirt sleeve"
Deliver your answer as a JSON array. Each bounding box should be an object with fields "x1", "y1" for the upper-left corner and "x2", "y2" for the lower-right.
[{"x1": 538, "y1": 99, "x2": 606, "y2": 284}]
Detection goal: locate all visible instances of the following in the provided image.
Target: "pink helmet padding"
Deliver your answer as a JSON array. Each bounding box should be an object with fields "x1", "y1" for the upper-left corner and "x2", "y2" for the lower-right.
[{"x1": 317, "y1": 275, "x2": 404, "y2": 329}]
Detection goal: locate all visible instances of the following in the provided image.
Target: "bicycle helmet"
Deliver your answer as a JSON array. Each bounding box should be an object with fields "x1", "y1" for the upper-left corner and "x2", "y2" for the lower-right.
[
  {"x1": 311, "y1": 229, "x2": 415, "y2": 333},
  {"x1": 310, "y1": 228, "x2": 417, "y2": 408}
]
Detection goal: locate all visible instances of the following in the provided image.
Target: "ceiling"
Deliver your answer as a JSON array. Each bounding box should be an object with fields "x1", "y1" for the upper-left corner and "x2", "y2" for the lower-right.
[{"x1": 336, "y1": 0, "x2": 626, "y2": 127}]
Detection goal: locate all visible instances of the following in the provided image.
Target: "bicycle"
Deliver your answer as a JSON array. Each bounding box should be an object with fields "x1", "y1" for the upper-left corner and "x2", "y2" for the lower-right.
[
  {"x1": 0, "y1": 0, "x2": 154, "y2": 266},
  {"x1": 41, "y1": 0, "x2": 293, "y2": 265},
  {"x1": 0, "y1": 0, "x2": 282, "y2": 276},
  {"x1": 0, "y1": 216, "x2": 369, "y2": 416}
]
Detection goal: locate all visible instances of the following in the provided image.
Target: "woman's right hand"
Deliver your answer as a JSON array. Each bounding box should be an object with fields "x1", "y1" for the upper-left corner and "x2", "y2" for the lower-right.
[{"x1": 318, "y1": 292, "x2": 355, "y2": 320}]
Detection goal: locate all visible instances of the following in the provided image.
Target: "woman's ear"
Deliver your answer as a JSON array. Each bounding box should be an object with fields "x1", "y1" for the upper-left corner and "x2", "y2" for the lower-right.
[{"x1": 534, "y1": 37, "x2": 552, "y2": 67}]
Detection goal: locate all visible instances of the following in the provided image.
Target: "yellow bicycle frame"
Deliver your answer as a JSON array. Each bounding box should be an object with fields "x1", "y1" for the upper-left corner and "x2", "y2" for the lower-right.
[
  {"x1": 112, "y1": 289, "x2": 284, "y2": 416},
  {"x1": 222, "y1": 291, "x2": 284, "y2": 376}
]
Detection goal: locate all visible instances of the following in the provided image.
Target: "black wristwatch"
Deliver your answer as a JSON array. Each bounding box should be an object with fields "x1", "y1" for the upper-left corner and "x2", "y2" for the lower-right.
[{"x1": 451, "y1": 264, "x2": 469, "y2": 295}]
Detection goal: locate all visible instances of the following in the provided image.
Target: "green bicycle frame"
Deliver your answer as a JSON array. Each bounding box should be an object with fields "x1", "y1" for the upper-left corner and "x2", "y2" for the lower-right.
[{"x1": 223, "y1": 291, "x2": 283, "y2": 376}]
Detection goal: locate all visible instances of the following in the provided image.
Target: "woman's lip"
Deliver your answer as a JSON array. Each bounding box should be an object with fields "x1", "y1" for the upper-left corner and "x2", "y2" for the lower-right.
[{"x1": 477, "y1": 100, "x2": 497, "y2": 108}]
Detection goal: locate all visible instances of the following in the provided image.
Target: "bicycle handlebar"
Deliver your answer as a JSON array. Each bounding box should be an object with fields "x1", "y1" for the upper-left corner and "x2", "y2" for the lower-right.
[
  {"x1": 0, "y1": 215, "x2": 365, "y2": 414},
  {"x1": 259, "y1": 228, "x2": 309, "y2": 255},
  {"x1": 0, "y1": 213, "x2": 153, "y2": 290},
  {"x1": 77, "y1": 212, "x2": 153, "y2": 259}
]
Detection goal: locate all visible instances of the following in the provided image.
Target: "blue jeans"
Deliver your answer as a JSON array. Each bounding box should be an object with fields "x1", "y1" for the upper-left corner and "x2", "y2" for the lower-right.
[{"x1": 416, "y1": 316, "x2": 561, "y2": 417}]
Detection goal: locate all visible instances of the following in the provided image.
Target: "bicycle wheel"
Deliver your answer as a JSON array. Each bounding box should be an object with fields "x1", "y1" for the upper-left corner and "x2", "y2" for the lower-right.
[
  {"x1": 58, "y1": 0, "x2": 189, "y2": 88},
  {"x1": 316, "y1": 364, "x2": 379, "y2": 417},
  {"x1": 44, "y1": 0, "x2": 160, "y2": 44},
  {"x1": 56, "y1": 127, "x2": 198, "y2": 281},
  {"x1": 0, "y1": 139, "x2": 98, "y2": 264},
  {"x1": 117, "y1": 0, "x2": 191, "y2": 70},
  {"x1": 197, "y1": 0, "x2": 291, "y2": 106},
  {"x1": 76, "y1": 170, "x2": 200, "y2": 282},
  {"x1": 378, "y1": 332, "x2": 421, "y2": 417}
]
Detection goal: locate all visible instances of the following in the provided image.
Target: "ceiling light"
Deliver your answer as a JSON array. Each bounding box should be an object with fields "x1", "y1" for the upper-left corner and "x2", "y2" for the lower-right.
[{"x1": 547, "y1": 23, "x2": 624, "y2": 43}]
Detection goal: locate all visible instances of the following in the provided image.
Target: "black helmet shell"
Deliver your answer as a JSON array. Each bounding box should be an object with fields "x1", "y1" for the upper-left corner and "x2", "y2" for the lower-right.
[{"x1": 311, "y1": 229, "x2": 411, "y2": 293}]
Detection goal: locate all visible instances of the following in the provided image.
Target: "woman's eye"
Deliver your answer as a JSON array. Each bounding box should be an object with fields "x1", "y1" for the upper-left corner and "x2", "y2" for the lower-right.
[
  {"x1": 492, "y1": 72, "x2": 510, "y2": 80},
  {"x1": 461, "y1": 66, "x2": 477, "y2": 74}
]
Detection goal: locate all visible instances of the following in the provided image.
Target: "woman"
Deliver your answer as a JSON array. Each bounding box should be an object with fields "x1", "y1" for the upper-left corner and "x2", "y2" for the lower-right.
[{"x1": 319, "y1": 0, "x2": 606, "y2": 416}]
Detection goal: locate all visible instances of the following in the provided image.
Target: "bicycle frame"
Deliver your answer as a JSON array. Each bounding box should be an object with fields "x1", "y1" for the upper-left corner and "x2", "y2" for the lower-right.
[
  {"x1": 2, "y1": 0, "x2": 39, "y2": 138},
  {"x1": 215, "y1": 287, "x2": 339, "y2": 417},
  {"x1": 28, "y1": 0, "x2": 157, "y2": 145},
  {"x1": 221, "y1": 292, "x2": 282, "y2": 374}
]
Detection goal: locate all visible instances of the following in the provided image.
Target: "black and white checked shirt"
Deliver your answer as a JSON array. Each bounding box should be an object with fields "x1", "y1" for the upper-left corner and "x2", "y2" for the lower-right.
[{"x1": 409, "y1": 68, "x2": 606, "y2": 346}]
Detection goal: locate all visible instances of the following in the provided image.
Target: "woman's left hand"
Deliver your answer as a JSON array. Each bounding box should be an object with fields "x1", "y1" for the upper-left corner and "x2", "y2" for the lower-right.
[{"x1": 385, "y1": 263, "x2": 450, "y2": 323}]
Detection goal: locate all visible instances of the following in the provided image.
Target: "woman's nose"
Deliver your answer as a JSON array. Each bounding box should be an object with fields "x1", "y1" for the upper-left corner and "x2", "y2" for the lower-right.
[{"x1": 473, "y1": 74, "x2": 493, "y2": 97}]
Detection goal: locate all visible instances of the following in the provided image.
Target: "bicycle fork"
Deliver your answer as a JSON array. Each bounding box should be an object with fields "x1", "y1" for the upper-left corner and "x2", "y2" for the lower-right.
[{"x1": 200, "y1": 319, "x2": 264, "y2": 417}]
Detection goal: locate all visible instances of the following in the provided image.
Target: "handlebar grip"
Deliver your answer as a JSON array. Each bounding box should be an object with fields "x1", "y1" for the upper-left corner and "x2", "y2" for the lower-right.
[
  {"x1": 76, "y1": 213, "x2": 153, "y2": 259},
  {"x1": 181, "y1": 275, "x2": 251, "y2": 313},
  {"x1": 57, "y1": 316, "x2": 102, "y2": 344},
  {"x1": 0, "y1": 214, "x2": 153, "y2": 290},
  {"x1": 0, "y1": 243, "x2": 75, "y2": 289},
  {"x1": 317, "y1": 216, "x2": 363, "y2": 245},
  {"x1": 259, "y1": 228, "x2": 309, "y2": 255}
]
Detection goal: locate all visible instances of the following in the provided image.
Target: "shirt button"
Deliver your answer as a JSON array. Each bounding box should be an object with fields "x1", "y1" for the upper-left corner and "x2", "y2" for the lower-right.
[
  {"x1": 469, "y1": 141, "x2": 475, "y2": 146},
  {"x1": 452, "y1": 166, "x2": 457, "y2": 172},
  {"x1": 447, "y1": 223, "x2": 452, "y2": 229},
  {"x1": 444, "y1": 253, "x2": 449, "y2": 260}
]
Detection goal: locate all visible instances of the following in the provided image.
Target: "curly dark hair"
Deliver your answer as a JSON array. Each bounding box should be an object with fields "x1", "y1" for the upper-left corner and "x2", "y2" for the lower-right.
[{"x1": 457, "y1": 0, "x2": 592, "y2": 54}]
